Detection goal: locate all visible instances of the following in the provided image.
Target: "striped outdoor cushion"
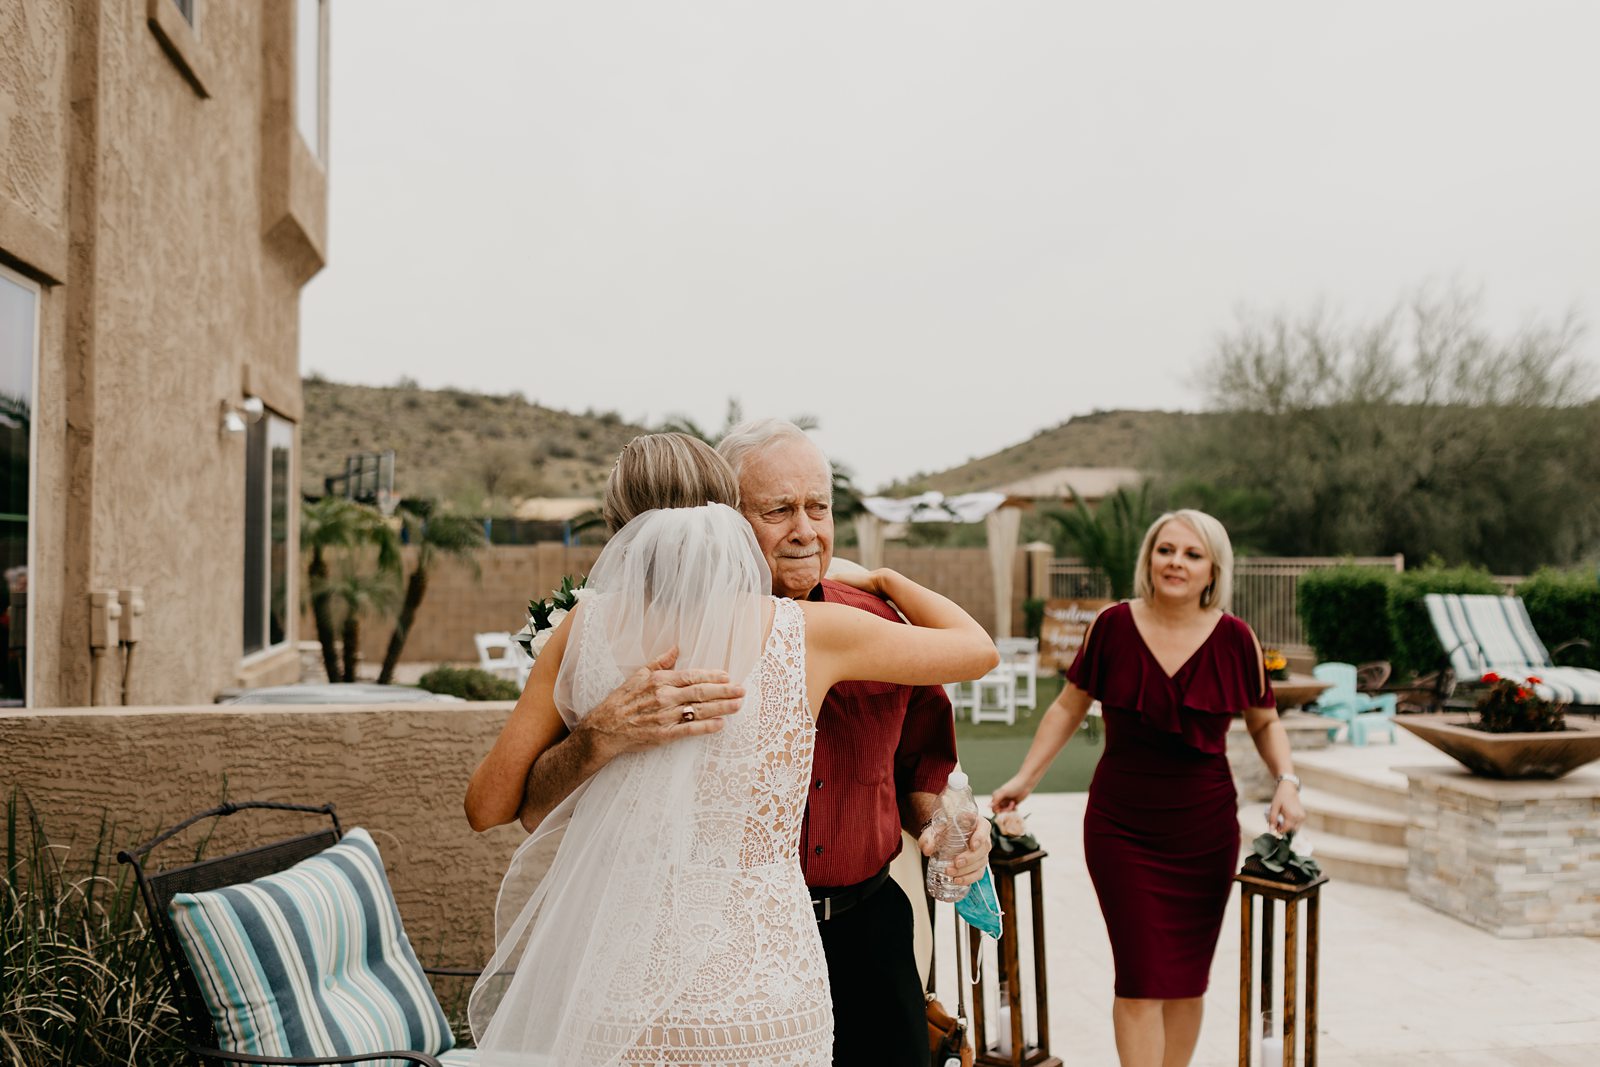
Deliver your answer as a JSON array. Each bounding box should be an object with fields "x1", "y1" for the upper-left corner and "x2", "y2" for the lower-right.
[
  {"x1": 1424, "y1": 594, "x2": 1600, "y2": 705},
  {"x1": 167, "y1": 827, "x2": 455, "y2": 1066}
]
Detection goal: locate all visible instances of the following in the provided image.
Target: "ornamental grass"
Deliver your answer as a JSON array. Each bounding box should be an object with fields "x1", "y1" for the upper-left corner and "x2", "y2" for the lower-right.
[{"x1": 0, "y1": 794, "x2": 185, "y2": 1067}]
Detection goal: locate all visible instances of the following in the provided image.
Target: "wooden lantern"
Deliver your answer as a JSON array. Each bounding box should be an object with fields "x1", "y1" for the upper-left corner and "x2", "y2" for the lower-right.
[
  {"x1": 1235, "y1": 867, "x2": 1329, "y2": 1067},
  {"x1": 967, "y1": 847, "x2": 1063, "y2": 1067}
]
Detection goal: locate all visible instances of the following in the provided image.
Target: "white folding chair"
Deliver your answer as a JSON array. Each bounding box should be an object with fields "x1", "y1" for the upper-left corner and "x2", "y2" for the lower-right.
[
  {"x1": 475, "y1": 631, "x2": 531, "y2": 688},
  {"x1": 969, "y1": 668, "x2": 1017, "y2": 726},
  {"x1": 944, "y1": 680, "x2": 976, "y2": 719},
  {"x1": 996, "y1": 637, "x2": 1039, "y2": 710}
]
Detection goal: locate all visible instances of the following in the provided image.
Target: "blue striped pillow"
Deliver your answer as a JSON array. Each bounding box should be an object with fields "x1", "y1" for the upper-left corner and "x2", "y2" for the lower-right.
[{"x1": 167, "y1": 827, "x2": 455, "y2": 1065}]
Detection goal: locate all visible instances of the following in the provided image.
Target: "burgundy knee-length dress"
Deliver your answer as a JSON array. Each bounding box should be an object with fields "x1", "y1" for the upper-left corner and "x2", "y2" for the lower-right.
[{"x1": 1067, "y1": 601, "x2": 1273, "y2": 1000}]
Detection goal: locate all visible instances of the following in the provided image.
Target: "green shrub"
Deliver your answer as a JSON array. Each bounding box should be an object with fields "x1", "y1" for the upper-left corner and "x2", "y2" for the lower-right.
[
  {"x1": 418, "y1": 665, "x2": 521, "y2": 701},
  {"x1": 1, "y1": 795, "x2": 186, "y2": 1066},
  {"x1": 1296, "y1": 565, "x2": 1395, "y2": 665},
  {"x1": 1386, "y1": 563, "x2": 1503, "y2": 678},
  {"x1": 1022, "y1": 598, "x2": 1046, "y2": 640},
  {"x1": 1518, "y1": 568, "x2": 1600, "y2": 670}
]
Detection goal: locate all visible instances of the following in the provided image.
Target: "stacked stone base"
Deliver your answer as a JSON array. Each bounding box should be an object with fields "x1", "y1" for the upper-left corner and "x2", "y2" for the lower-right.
[{"x1": 1405, "y1": 765, "x2": 1600, "y2": 938}]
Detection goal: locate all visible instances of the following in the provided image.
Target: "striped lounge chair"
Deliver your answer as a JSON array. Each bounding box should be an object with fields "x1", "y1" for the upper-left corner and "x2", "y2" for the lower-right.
[
  {"x1": 1423, "y1": 594, "x2": 1600, "y2": 709},
  {"x1": 119, "y1": 801, "x2": 479, "y2": 1067}
]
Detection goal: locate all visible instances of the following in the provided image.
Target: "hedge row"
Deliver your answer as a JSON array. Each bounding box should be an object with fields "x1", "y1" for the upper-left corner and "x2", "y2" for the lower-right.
[
  {"x1": 1296, "y1": 564, "x2": 1600, "y2": 679},
  {"x1": 417, "y1": 665, "x2": 522, "y2": 701},
  {"x1": 1519, "y1": 569, "x2": 1600, "y2": 671}
]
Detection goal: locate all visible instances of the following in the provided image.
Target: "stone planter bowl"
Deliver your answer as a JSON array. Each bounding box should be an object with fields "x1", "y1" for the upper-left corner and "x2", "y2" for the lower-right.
[{"x1": 1397, "y1": 713, "x2": 1600, "y2": 780}]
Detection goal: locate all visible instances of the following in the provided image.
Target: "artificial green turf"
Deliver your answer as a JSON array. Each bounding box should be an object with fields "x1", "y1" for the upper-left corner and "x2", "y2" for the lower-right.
[{"x1": 953, "y1": 673, "x2": 1103, "y2": 795}]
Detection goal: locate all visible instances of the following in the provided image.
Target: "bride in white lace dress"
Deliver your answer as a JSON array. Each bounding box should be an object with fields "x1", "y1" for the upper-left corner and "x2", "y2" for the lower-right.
[{"x1": 467, "y1": 435, "x2": 996, "y2": 1066}]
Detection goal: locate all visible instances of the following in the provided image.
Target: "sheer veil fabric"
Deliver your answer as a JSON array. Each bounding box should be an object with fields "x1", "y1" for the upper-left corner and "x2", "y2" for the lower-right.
[{"x1": 469, "y1": 504, "x2": 832, "y2": 1065}]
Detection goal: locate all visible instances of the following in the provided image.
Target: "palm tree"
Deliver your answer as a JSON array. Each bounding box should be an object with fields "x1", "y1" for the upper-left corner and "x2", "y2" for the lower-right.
[
  {"x1": 328, "y1": 563, "x2": 402, "y2": 683},
  {"x1": 301, "y1": 496, "x2": 402, "y2": 681},
  {"x1": 827, "y1": 459, "x2": 864, "y2": 521},
  {"x1": 376, "y1": 501, "x2": 487, "y2": 684},
  {"x1": 1047, "y1": 482, "x2": 1158, "y2": 600}
]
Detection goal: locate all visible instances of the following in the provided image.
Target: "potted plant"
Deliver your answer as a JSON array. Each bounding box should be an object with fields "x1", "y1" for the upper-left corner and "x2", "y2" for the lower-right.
[
  {"x1": 1262, "y1": 648, "x2": 1290, "y2": 682},
  {"x1": 1398, "y1": 673, "x2": 1600, "y2": 779}
]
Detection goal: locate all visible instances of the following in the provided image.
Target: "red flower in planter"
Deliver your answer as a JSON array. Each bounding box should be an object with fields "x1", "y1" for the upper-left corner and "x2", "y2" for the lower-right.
[
  {"x1": 1526, "y1": 675, "x2": 1544, "y2": 685},
  {"x1": 1516, "y1": 687, "x2": 1532, "y2": 701},
  {"x1": 1482, "y1": 672, "x2": 1502, "y2": 684}
]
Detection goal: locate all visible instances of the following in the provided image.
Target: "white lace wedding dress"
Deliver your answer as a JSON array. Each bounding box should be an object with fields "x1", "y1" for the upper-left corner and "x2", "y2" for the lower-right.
[{"x1": 471, "y1": 584, "x2": 833, "y2": 1066}]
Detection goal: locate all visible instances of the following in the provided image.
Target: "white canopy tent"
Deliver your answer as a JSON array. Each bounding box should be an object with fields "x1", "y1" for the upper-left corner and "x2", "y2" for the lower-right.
[{"x1": 852, "y1": 491, "x2": 1023, "y2": 638}]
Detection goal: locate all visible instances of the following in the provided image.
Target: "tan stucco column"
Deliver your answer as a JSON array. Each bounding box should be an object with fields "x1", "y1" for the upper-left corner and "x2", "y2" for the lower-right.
[
  {"x1": 1024, "y1": 541, "x2": 1053, "y2": 603},
  {"x1": 853, "y1": 512, "x2": 886, "y2": 571},
  {"x1": 985, "y1": 506, "x2": 1022, "y2": 638}
]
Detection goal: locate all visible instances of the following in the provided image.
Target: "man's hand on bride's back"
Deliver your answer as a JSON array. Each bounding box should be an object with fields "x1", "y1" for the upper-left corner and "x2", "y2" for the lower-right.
[{"x1": 575, "y1": 646, "x2": 746, "y2": 759}]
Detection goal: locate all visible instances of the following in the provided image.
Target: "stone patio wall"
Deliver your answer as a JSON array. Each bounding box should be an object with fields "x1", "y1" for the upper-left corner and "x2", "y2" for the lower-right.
[{"x1": 1405, "y1": 765, "x2": 1600, "y2": 937}]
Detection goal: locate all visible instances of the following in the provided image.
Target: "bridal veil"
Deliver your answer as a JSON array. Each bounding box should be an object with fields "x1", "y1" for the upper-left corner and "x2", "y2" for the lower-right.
[{"x1": 468, "y1": 503, "x2": 772, "y2": 1064}]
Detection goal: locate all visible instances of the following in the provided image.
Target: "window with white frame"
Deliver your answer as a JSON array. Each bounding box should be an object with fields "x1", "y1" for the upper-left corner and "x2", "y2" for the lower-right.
[
  {"x1": 243, "y1": 412, "x2": 294, "y2": 658},
  {"x1": 0, "y1": 265, "x2": 37, "y2": 706},
  {"x1": 295, "y1": 0, "x2": 327, "y2": 159}
]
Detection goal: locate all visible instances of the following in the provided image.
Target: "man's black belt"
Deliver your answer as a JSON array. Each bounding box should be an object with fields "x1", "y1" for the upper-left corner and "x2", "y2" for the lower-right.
[{"x1": 810, "y1": 863, "x2": 892, "y2": 922}]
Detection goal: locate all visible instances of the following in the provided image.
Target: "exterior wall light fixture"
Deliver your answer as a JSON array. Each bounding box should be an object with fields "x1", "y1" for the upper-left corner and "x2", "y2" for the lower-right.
[{"x1": 220, "y1": 395, "x2": 265, "y2": 436}]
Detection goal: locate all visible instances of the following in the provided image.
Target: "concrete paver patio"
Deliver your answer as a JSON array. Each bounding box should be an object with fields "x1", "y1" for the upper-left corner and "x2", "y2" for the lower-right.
[{"x1": 941, "y1": 730, "x2": 1600, "y2": 1065}]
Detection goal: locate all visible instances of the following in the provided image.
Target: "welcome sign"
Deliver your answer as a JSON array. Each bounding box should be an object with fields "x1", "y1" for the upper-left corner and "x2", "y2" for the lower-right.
[{"x1": 1039, "y1": 599, "x2": 1115, "y2": 672}]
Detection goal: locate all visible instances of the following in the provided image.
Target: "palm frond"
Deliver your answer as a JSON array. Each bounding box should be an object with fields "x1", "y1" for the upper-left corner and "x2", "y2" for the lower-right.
[{"x1": 1047, "y1": 482, "x2": 1157, "y2": 600}]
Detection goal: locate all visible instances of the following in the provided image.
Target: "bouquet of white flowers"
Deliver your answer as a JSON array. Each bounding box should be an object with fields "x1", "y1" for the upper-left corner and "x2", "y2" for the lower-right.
[{"x1": 512, "y1": 575, "x2": 587, "y2": 660}]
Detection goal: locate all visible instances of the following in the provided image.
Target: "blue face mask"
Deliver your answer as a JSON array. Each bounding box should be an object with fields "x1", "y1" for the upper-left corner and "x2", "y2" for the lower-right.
[{"x1": 955, "y1": 866, "x2": 1003, "y2": 939}]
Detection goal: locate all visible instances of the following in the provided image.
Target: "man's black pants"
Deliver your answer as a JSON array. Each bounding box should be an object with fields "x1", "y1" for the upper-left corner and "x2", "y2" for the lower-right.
[{"x1": 817, "y1": 877, "x2": 926, "y2": 1067}]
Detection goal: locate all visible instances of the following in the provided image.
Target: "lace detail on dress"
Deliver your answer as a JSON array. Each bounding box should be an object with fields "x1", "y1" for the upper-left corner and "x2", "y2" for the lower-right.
[{"x1": 558, "y1": 597, "x2": 831, "y2": 1066}]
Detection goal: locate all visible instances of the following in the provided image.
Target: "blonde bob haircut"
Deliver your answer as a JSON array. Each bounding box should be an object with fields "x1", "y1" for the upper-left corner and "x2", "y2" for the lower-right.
[
  {"x1": 1133, "y1": 509, "x2": 1235, "y2": 612},
  {"x1": 601, "y1": 433, "x2": 741, "y2": 533}
]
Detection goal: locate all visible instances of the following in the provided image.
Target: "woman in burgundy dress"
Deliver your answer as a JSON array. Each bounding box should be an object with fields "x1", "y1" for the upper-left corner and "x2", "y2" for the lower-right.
[{"x1": 993, "y1": 509, "x2": 1305, "y2": 1067}]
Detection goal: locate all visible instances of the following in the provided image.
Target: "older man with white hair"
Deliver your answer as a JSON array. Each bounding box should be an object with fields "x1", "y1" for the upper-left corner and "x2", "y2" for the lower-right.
[
  {"x1": 717, "y1": 418, "x2": 989, "y2": 1067},
  {"x1": 486, "y1": 420, "x2": 988, "y2": 1066}
]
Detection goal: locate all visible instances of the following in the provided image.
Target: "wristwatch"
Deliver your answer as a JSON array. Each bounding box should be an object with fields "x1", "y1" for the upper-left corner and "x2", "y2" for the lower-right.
[{"x1": 1276, "y1": 773, "x2": 1301, "y2": 792}]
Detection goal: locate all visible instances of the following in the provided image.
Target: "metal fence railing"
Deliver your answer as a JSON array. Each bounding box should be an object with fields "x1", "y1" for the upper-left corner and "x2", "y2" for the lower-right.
[
  {"x1": 1046, "y1": 555, "x2": 1406, "y2": 652},
  {"x1": 1043, "y1": 561, "x2": 1112, "y2": 601}
]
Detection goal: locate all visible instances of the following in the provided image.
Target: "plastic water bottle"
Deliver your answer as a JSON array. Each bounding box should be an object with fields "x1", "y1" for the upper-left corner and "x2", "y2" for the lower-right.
[{"x1": 926, "y1": 771, "x2": 979, "y2": 902}]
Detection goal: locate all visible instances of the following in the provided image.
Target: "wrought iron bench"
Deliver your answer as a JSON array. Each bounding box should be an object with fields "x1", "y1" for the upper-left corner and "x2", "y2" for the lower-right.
[{"x1": 118, "y1": 801, "x2": 479, "y2": 1067}]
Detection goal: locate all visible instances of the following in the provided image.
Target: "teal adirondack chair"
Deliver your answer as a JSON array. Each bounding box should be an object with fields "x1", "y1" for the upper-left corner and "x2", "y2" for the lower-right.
[{"x1": 1311, "y1": 662, "x2": 1398, "y2": 745}]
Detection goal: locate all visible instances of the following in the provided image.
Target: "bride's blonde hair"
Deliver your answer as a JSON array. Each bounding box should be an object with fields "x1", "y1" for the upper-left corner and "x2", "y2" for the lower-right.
[{"x1": 602, "y1": 433, "x2": 741, "y2": 533}]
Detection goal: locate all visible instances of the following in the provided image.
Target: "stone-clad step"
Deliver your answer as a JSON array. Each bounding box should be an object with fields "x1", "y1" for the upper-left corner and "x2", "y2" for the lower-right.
[
  {"x1": 1294, "y1": 756, "x2": 1408, "y2": 811},
  {"x1": 1235, "y1": 805, "x2": 1409, "y2": 890},
  {"x1": 1239, "y1": 746, "x2": 1417, "y2": 890},
  {"x1": 1299, "y1": 786, "x2": 1406, "y2": 848}
]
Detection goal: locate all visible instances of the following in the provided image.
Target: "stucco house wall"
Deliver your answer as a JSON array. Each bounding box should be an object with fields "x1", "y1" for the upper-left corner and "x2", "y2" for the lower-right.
[{"x1": 0, "y1": 0, "x2": 327, "y2": 706}]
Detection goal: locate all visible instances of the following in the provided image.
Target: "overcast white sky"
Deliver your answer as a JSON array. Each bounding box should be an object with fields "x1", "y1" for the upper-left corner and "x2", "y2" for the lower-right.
[{"x1": 301, "y1": 2, "x2": 1600, "y2": 490}]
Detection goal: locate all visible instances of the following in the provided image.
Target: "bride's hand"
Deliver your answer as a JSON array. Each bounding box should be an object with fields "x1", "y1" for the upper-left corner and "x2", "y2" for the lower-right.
[{"x1": 827, "y1": 564, "x2": 893, "y2": 598}]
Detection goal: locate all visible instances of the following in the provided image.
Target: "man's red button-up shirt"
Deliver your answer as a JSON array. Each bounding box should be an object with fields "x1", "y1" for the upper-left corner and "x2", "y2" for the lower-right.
[{"x1": 798, "y1": 578, "x2": 959, "y2": 888}]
